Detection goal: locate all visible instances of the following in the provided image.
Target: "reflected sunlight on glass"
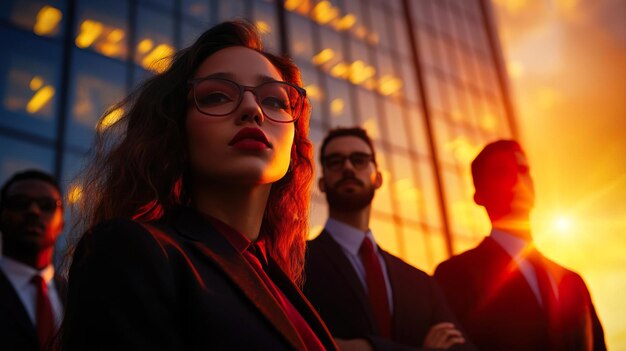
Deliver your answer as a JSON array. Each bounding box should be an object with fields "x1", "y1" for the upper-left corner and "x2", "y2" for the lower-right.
[{"x1": 33, "y1": 6, "x2": 62, "y2": 36}]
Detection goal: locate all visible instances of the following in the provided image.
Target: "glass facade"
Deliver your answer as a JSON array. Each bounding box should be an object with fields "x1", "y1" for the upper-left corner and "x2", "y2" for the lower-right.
[{"x1": 0, "y1": 0, "x2": 516, "y2": 272}]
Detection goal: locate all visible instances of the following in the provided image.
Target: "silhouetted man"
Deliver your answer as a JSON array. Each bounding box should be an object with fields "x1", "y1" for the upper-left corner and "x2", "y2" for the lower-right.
[
  {"x1": 0, "y1": 170, "x2": 65, "y2": 351},
  {"x1": 434, "y1": 140, "x2": 606, "y2": 351},
  {"x1": 304, "y1": 127, "x2": 473, "y2": 351}
]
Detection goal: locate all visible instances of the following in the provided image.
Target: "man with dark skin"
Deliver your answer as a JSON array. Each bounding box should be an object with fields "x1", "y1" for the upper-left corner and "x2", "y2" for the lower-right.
[
  {"x1": 304, "y1": 127, "x2": 473, "y2": 351},
  {"x1": 434, "y1": 140, "x2": 607, "y2": 351},
  {"x1": 0, "y1": 170, "x2": 65, "y2": 351}
]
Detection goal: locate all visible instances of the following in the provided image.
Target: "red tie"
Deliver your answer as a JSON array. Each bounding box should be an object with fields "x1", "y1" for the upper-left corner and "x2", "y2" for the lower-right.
[
  {"x1": 32, "y1": 275, "x2": 55, "y2": 350},
  {"x1": 359, "y1": 237, "x2": 392, "y2": 338}
]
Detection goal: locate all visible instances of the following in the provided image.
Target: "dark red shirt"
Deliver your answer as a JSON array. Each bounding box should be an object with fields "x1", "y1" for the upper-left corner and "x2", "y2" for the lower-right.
[{"x1": 206, "y1": 216, "x2": 326, "y2": 351}]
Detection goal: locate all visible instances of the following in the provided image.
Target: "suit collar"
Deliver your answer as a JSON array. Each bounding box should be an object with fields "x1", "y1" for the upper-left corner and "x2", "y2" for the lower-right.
[
  {"x1": 151, "y1": 207, "x2": 323, "y2": 350},
  {"x1": 316, "y1": 230, "x2": 378, "y2": 332},
  {"x1": 0, "y1": 269, "x2": 37, "y2": 340}
]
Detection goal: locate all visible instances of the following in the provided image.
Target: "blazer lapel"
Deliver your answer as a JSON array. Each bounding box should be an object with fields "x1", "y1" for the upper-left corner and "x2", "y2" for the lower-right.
[
  {"x1": 161, "y1": 209, "x2": 307, "y2": 350},
  {"x1": 316, "y1": 231, "x2": 377, "y2": 332},
  {"x1": 0, "y1": 269, "x2": 37, "y2": 340},
  {"x1": 266, "y1": 258, "x2": 337, "y2": 350}
]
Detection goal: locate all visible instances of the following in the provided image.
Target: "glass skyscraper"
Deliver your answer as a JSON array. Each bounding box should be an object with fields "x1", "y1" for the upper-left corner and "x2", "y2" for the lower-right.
[{"x1": 0, "y1": 0, "x2": 517, "y2": 272}]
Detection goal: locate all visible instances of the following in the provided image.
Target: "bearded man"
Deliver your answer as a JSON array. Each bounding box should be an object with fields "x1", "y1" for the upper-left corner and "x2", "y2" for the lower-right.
[{"x1": 303, "y1": 127, "x2": 474, "y2": 351}]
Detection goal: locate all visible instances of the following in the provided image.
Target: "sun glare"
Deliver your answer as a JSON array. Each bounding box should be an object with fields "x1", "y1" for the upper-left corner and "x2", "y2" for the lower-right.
[{"x1": 553, "y1": 215, "x2": 572, "y2": 233}]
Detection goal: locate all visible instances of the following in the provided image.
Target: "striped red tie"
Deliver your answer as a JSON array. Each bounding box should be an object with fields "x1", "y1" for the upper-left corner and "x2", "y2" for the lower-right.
[{"x1": 359, "y1": 237, "x2": 392, "y2": 338}]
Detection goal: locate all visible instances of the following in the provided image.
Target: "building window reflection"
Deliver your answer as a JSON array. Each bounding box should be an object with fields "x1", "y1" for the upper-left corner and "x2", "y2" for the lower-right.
[
  {"x1": 75, "y1": 0, "x2": 128, "y2": 60},
  {"x1": 0, "y1": 28, "x2": 61, "y2": 139},
  {"x1": 1, "y1": 0, "x2": 66, "y2": 38},
  {"x1": 134, "y1": 4, "x2": 175, "y2": 73}
]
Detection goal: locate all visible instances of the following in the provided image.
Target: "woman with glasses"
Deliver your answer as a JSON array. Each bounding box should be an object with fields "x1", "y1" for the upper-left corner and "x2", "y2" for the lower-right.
[{"x1": 59, "y1": 21, "x2": 336, "y2": 351}]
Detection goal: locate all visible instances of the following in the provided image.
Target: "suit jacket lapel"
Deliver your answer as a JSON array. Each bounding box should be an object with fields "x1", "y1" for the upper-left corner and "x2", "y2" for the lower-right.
[
  {"x1": 316, "y1": 231, "x2": 377, "y2": 332},
  {"x1": 160, "y1": 209, "x2": 307, "y2": 350},
  {"x1": 266, "y1": 258, "x2": 337, "y2": 350},
  {"x1": 475, "y1": 237, "x2": 542, "y2": 314},
  {"x1": 0, "y1": 269, "x2": 37, "y2": 340}
]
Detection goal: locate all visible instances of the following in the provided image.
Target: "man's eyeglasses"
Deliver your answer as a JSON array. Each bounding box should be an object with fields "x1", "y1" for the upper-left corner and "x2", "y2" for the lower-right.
[
  {"x1": 188, "y1": 77, "x2": 307, "y2": 123},
  {"x1": 323, "y1": 153, "x2": 375, "y2": 171},
  {"x1": 3, "y1": 195, "x2": 62, "y2": 213}
]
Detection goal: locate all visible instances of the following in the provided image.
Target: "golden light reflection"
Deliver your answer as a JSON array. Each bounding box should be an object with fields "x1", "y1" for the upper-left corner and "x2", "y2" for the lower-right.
[
  {"x1": 75, "y1": 20, "x2": 104, "y2": 48},
  {"x1": 26, "y1": 85, "x2": 55, "y2": 114},
  {"x1": 284, "y1": 0, "x2": 311, "y2": 13},
  {"x1": 30, "y1": 76, "x2": 44, "y2": 91},
  {"x1": 508, "y1": 60, "x2": 525, "y2": 79},
  {"x1": 445, "y1": 138, "x2": 480, "y2": 165},
  {"x1": 395, "y1": 178, "x2": 422, "y2": 202},
  {"x1": 553, "y1": 215, "x2": 573, "y2": 233},
  {"x1": 349, "y1": 60, "x2": 376, "y2": 85},
  {"x1": 334, "y1": 14, "x2": 356, "y2": 31},
  {"x1": 312, "y1": 48, "x2": 335, "y2": 65},
  {"x1": 361, "y1": 118, "x2": 380, "y2": 140},
  {"x1": 378, "y1": 75, "x2": 403, "y2": 96},
  {"x1": 330, "y1": 98, "x2": 344, "y2": 116},
  {"x1": 311, "y1": 1, "x2": 339, "y2": 25},
  {"x1": 256, "y1": 20, "x2": 271, "y2": 34},
  {"x1": 137, "y1": 39, "x2": 154, "y2": 54},
  {"x1": 98, "y1": 107, "x2": 124, "y2": 131},
  {"x1": 67, "y1": 184, "x2": 83, "y2": 204},
  {"x1": 330, "y1": 62, "x2": 349, "y2": 78},
  {"x1": 480, "y1": 113, "x2": 498, "y2": 131},
  {"x1": 33, "y1": 6, "x2": 62, "y2": 36},
  {"x1": 304, "y1": 84, "x2": 323, "y2": 101},
  {"x1": 141, "y1": 44, "x2": 175, "y2": 73}
]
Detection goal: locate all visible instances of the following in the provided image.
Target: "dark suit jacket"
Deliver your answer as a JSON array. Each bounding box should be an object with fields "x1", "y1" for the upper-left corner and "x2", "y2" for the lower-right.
[
  {"x1": 0, "y1": 266, "x2": 66, "y2": 351},
  {"x1": 304, "y1": 230, "x2": 475, "y2": 351},
  {"x1": 61, "y1": 207, "x2": 337, "y2": 351},
  {"x1": 434, "y1": 237, "x2": 607, "y2": 351}
]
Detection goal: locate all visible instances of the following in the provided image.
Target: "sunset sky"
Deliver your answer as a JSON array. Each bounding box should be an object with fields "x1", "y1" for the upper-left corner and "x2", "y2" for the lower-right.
[{"x1": 491, "y1": 0, "x2": 626, "y2": 348}]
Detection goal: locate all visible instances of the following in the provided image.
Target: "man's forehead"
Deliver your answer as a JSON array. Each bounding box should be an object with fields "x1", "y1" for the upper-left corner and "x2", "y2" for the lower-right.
[{"x1": 323, "y1": 136, "x2": 372, "y2": 156}]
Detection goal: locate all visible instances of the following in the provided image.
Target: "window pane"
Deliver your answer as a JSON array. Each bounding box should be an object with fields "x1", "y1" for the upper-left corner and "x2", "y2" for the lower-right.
[
  {"x1": 182, "y1": 0, "x2": 211, "y2": 23},
  {"x1": 0, "y1": 136, "x2": 54, "y2": 184},
  {"x1": 67, "y1": 49, "x2": 126, "y2": 150},
  {"x1": 1, "y1": 0, "x2": 66, "y2": 38},
  {"x1": 252, "y1": 0, "x2": 279, "y2": 52},
  {"x1": 219, "y1": 0, "x2": 249, "y2": 21},
  {"x1": 371, "y1": 150, "x2": 393, "y2": 215},
  {"x1": 287, "y1": 12, "x2": 315, "y2": 62},
  {"x1": 0, "y1": 28, "x2": 61, "y2": 139},
  {"x1": 384, "y1": 99, "x2": 409, "y2": 150},
  {"x1": 370, "y1": 214, "x2": 399, "y2": 255},
  {"x1": 326, "y1": 77, "x2": 354, "y2": 128},
  {"x1": 75, "y1": 0, "x2": 129, "y2": 60},
  {"x1": 390, "y1": 152, "x2": 421, "y2": 222},
  {"x1": 134, "y1": 5, "x2": 175, "y2": 74}
]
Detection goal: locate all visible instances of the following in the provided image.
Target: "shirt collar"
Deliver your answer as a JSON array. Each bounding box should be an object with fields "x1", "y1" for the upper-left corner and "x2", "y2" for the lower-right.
[
  {"x1": 489, "y1": 228, "x2": 531, "y2": 259},
  {"x1": 0, "y1": 256, "x2": 55, "y2": 288},
  {"x1": 204, "y1": 215, "x2": 268, "y2": 263},
  {"x1": 325, "y1": 217, "x2": 376, "y2": 256}
]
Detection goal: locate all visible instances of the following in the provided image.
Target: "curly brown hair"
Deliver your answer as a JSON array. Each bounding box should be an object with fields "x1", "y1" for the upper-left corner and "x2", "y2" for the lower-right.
[{"x1": 69, "y1": 20, "x2": 313, "y2": 285}]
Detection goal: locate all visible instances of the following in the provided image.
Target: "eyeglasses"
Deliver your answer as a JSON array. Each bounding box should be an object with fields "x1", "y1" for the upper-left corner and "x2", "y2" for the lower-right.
[
  {"x1": 3, "y1": 195, "x2": 62, "y2": 213},
  {"x1": 188, "y1": 77, "x2": 307, "y2": 123},
  {"x1": 323, "y1": 152, "x2": 375, "y2": 171}
]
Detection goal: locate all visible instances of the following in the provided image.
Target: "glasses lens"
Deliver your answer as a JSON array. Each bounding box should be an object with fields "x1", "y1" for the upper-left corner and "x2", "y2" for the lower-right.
[
  {"x1": 193, "y1": 79, "x2": 240, "y2": 116},
  {"x1": 323, "y1": 156, "x2": 345, "y2": 171},
  {"x1": 350, "y1": 154, "x2": 371, "y2": 169},
  {"x1": 256, "y1": 82, "x2": 302, "y2": 122},
  {"x1": 5, "y1": 196, "x2": 58, "y2": 213}
]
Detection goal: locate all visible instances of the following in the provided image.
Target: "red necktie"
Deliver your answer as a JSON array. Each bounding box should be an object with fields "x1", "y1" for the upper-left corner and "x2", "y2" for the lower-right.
[
  {"x1": 359, "y1": 237, "x2": 392, "y2": 338},
  {"x1": 32, "y1": 275, "x2": 55, "y2": 350}
]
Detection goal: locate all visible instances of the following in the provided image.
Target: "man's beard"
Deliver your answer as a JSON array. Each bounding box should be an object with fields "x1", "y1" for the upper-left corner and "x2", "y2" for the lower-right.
[{"x1": 324, "y1": 177, "x2": 375, "y2": 212}]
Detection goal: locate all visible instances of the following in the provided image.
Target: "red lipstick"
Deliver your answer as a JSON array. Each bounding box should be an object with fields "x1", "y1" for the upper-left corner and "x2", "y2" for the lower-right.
[{"x1": 229, "y1": 127, "x2": 271, "y2": 151}]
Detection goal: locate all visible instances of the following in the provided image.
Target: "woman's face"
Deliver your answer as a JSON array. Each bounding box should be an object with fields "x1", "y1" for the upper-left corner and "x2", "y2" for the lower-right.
[{"x1": 186, "y1": 46, "x2": 295, "y2": 186}]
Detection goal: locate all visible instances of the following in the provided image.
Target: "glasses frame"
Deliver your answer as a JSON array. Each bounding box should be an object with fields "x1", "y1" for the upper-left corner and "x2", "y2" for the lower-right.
[
  {"x1": 187, "y1": 76, "x2": 307, "y2": 123},
  {"x1": 322, "y1": 152, "x2": 375, "y2": 172},
  {"x1": 4, "y1": 195, "x2": 63, "y2": 213}
]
